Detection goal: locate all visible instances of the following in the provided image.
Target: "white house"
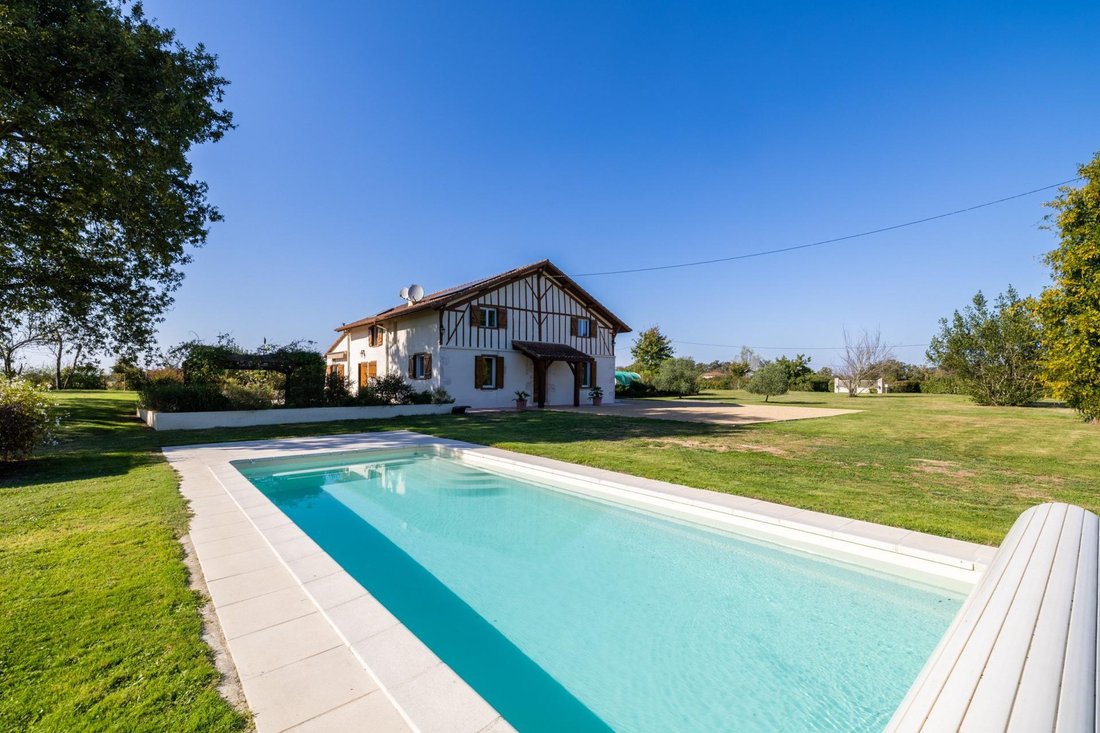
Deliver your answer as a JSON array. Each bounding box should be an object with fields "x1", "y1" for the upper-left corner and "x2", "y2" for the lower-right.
[{"x1": 324, "y1": 260, "x2": 632, "y2": 408}]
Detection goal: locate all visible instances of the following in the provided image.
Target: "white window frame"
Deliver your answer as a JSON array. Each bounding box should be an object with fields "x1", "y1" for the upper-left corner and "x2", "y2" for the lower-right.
[
  {"x1": 480, "y1": 307, "x2": 498, "y2": 329},
  {"x1": 412, "y1": 353, "x2": 429, "y2": 380},
  {"x1": 576, "y1": 318, "x2": 591, "y2": 338}
]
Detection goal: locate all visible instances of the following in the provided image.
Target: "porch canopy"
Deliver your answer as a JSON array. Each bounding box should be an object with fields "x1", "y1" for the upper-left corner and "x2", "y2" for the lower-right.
[{"x1": 511, "y1": 340, "x2": 594, "y2": 408}]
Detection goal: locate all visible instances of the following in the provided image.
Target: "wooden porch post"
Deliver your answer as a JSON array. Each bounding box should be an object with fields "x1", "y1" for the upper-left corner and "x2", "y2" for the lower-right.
[
  {"x1": 535, "y1": 359, "x2": 547, "y2": 408},
  {"x1": 570, "y1": 362, "x2": 581, "y2": 406}
]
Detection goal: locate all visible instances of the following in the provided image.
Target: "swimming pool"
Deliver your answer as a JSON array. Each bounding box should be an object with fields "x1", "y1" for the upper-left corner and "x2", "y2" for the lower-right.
[{"x1": 237, "y1": 447, "x2": 964, "y2": 733}]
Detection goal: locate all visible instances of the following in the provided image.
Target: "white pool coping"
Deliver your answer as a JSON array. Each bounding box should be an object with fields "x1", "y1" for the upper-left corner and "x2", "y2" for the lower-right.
[{"x1": 166, "y1": 431, "x2": 999, "y2": 732}]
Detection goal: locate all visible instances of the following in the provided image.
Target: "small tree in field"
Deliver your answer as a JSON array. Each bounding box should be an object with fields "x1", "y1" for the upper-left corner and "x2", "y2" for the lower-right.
[
  {"x1": 747, "y1": 362, "x2": 788, "y2": 402},
  {"x1": 1035, "y1": 152, "x2": 1100, "y2": 421},
  {"x1": 838, "y1": 329, "x2": 893, "y2": 397},
  {"x1": 927, "y1": 287, "x2": 1043, "y2": 406},
  {"x1": 653, "y1": 358, "x2": 700, "y2": 397}
]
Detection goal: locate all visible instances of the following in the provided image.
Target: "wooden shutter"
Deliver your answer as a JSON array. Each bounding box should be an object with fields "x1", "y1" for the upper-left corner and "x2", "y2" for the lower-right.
[
  {"x1": 359, "y1": 363, "x2": 369, "y2": 386},
  {"x1": 591, "y1": 361, "x2": 596, "y2": 388},
  {"x1": 570, "y1": 316, "x2": 578, "y2": 336},
  {"x1": 497, "y1": 308, "x2": 507, "y2": 330},
  {"x1": 424, "y1": 354, "x2": 432, "y2": 378},
  {"x1": 470, "y1": 306, "x2": 482, "y2": 328},
  {"x1": 408, "y1": 356, "x2": 415, "y2": 378},
  {"x1": 336, "y1": 364, "x2": 345, "y2": 379},
  {"x1": 495, "y1": 356, "x2": 505, "y2": 390},
  {"x1": 368, "y1": 361, "x2": 378, "y2": 378},
  {"x1": 474, "y1": 356, "x2": 484, "y2": 389}
]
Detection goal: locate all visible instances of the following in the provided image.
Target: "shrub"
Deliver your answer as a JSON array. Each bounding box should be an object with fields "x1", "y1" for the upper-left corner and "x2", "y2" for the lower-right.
[
  {"x1": 324, "y1": 370, "x2": 353, "y2": 406},
  {"x1": 221, "y1": 383, "x2": 275, "y2": 410},
  {"x1": 615, "y1": 380, "x2": 656, "y2": 398},
  {"x1": 370, "y1": 373, "x2": 415, "y2": 405},
  {"x1": 429, "y1": 387, "x2": 455, "y2": 404},
  {"x1": 653, "y1": 358, "x2": 701, "y2": 397},
  {"x1": 0, "y1": 379, "x2": 58, "y2": 461},
  {"x1": 746, "y1": 362, "x2": 789, "y2": 402},
  {"x1": 60, "y1": 363, "x2": 107, "y2": 390},
  {"x1": 138, "y1": 383, "x2": 232, "y2": 412},
  {"x1": 408, "y1": 390, "x2": 433, "y2": 405},
  {"x1": 889, "y1": 380, "x2": 922, "y2": 393},
  {"x1": 791, "y1": 374, "x2": 831, "y2": 392},
  {"x1": 110, "y1": 359, "x2": 148, "y2": 390}
]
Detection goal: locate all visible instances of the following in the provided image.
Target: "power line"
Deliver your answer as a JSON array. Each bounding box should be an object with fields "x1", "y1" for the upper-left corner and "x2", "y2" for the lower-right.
[
  {"x1": 672, "y1": 339, "x2": 930, "y2": 351},
  {"x1": 578, "y1": 177, "x2": 1082, "y2": 277}
]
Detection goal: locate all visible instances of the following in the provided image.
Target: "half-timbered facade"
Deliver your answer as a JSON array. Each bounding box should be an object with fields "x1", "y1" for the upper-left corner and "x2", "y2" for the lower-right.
[{"x1": 325, "y1": 260, "x2": 631, "y2": 408}]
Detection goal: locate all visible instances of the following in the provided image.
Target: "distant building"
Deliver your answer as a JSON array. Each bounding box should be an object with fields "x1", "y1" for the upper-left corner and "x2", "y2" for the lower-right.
[{"x1": 325, "y1": 260, "x2": 631, "y2": 408}]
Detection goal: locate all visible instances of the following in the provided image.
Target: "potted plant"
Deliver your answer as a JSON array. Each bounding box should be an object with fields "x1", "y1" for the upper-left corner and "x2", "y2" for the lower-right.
[
  {"x1": 588, "y1": 385, "x2": 604, "y2": 406},
  {"x1": 514, "y1": 390, "x2": 530, "y2": 410}
]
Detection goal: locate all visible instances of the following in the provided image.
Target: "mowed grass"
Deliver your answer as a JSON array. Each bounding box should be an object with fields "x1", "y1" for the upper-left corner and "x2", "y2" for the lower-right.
[
  {"x1": 2, "y1": 388, "x2": 1097, "y2": 728},
  {"x1": 0, "y1": 392, "x2": 248, "y2": 732}
]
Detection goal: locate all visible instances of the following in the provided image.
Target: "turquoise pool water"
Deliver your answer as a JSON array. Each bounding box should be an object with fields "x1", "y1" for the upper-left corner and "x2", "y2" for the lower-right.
[{"x1": 238, "y1": 449, "x2": 964, "y2": 733}]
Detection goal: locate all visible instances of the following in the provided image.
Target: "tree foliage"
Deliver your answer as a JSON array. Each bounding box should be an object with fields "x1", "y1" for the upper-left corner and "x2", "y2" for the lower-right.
[
  {"x1": 927, "y1": 287, "x2": 1043, "y2": 406},
  {"x1": 630, "y1": 326, "x2": 674, "y2": 375},
  {"x1": 0, "y1": 0, "x2": 233, "y2": 355},
  {"x1": 1035, "y1": 152, "x2": 1100, "y2": 421},
  {"x1": 653, "y1": 357, "x2": 700, "y2": 397},
  {"x1": 746, "y1": 362, "x2": 788, "y2": 402}
]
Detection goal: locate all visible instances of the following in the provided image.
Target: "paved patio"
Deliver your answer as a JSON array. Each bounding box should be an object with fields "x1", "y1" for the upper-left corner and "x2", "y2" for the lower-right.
[{"x1": 546, "y1": 398, "x2": 859, "y2": 425}]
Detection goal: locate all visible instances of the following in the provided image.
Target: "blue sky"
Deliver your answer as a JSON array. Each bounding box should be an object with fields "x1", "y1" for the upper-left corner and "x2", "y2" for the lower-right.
[{"x1": 138, "y1": 1, "x2": 1098, "y2": 368}]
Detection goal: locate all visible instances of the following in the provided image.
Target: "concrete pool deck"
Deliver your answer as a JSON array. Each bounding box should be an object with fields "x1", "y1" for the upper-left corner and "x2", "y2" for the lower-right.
[
  {"x1": 545, "y1": 397, "x2": 859, "y2": 425},
  {"x1": 168, "y1": 430, "x2": 1000, "y2": 732}
]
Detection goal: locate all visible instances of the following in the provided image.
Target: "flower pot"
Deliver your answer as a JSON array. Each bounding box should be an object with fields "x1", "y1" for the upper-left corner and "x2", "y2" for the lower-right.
[
  {"x1": 515, "y1": 399, "x2": 527, "y2": 410},
  {"x1": 591, "y1": 397, "x2": 603, "y2": 406}
]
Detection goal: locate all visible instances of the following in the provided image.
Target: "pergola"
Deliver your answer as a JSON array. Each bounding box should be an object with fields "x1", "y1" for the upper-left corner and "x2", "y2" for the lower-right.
[{"x1": 511, "y1": 340, "x2": 594, "y2": 408}]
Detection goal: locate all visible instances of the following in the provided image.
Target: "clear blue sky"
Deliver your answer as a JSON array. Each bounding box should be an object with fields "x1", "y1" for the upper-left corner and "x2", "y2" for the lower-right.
[{"x1": 140, "y1": 1, "x2": 1099, "y2": 368}]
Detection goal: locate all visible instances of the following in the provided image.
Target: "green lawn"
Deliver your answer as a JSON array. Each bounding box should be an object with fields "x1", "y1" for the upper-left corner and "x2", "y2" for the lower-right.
[{"x1": 2, "y1": 388, "x2": 1098, "y2": 729}]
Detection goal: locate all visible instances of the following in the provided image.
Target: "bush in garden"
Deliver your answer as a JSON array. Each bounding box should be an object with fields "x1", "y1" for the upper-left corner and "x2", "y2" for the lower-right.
[
  {"x1": 429, "y1": 387, "x2": 455, "y2": 404},
  {"x1": 369, "y1": 373, "x2": 415, "y2": 405},
  {"x1": 221, "y1": 383, "x2": 276, "y2": 410},
  {"x1": 138, "y1": 383, "x2": 232, "y2": 412},
  {"x1": 1, "y1": 379, "x2": 58, "y2": 461},
  {"x1": 746, "y1": 362, "x2": 789, "y2": 402}
]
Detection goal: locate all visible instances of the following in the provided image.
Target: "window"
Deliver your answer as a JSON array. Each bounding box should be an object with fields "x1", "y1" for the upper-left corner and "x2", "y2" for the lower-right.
[
  {"x1": 472, "y1": 305, "x2": 506, "y2": 329},
  {"x1": 580, "y1": 361, "x2": 594, "y2": 388},
  {"x1": 475, "y1": 355, "x2": 504, "y2": 389},
  {"x1": 368, "y1": 325, "x2": 384, "y2": 347},
  {"x1": 572, "y1": 317, "x2": 592, "y2": 338},
  {"x1": 358, "y1": 361, "x2": 378, "y2": 386},
  {"x1": 408, "y1": 353, "x2": 432, "y2": 380},
  {"x1": 328, "y1": 363, "x2": 345, "y2": 380}
]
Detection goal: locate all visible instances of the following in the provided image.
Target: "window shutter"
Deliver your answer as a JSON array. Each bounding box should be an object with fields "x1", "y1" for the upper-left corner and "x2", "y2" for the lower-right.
[
  {"x1": 424, "y1": 353, "x2": 432, "y2": 378},
  {"x1": 570, "y1": 316, "x2": 578, "y2": 337},
  {"x1": 591, "y1": 361, "x2": 597, "y2": 388},
  {"x1": 408, "y1": 356, "x2": 415, "y2": 378},
  {"x1": 497, "y1": 307, "x2": 507, "y2": 330},
  {"x1": 369, "y1": 361, "x2": 378, "y2": 378},
  {"x1": 470, "y1": 306, "x2": 481, "y2": 328},
  {"x1": 495, "y1": 356, "x2": 505, "y2": 389},
  {"x1": 474, "y1": 356, "x2": 484, "y2": 389}
]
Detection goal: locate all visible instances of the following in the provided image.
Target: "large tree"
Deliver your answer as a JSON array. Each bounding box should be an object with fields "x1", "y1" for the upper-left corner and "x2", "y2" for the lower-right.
[
  {"x1": 927, "y1": 287, "x2": 1043, "y2": 406},
  {"x1": 630, "y1": 326, "x2": 674, "y2": 375},
  {"x1": 1035, "y1": 153, "x2": 1100, "y2": 421},
  {"x1": 0, "y1": 0, "x2": 233, "y2": 356}
]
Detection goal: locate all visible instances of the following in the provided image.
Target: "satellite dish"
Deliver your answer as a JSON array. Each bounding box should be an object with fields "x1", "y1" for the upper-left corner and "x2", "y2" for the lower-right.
[
  {"x1": 408, "y1": 284, "x2": 425, "y2": 303},
  {"x1": 399, "y1": 287, "x2": 410, "y2": 301}
]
